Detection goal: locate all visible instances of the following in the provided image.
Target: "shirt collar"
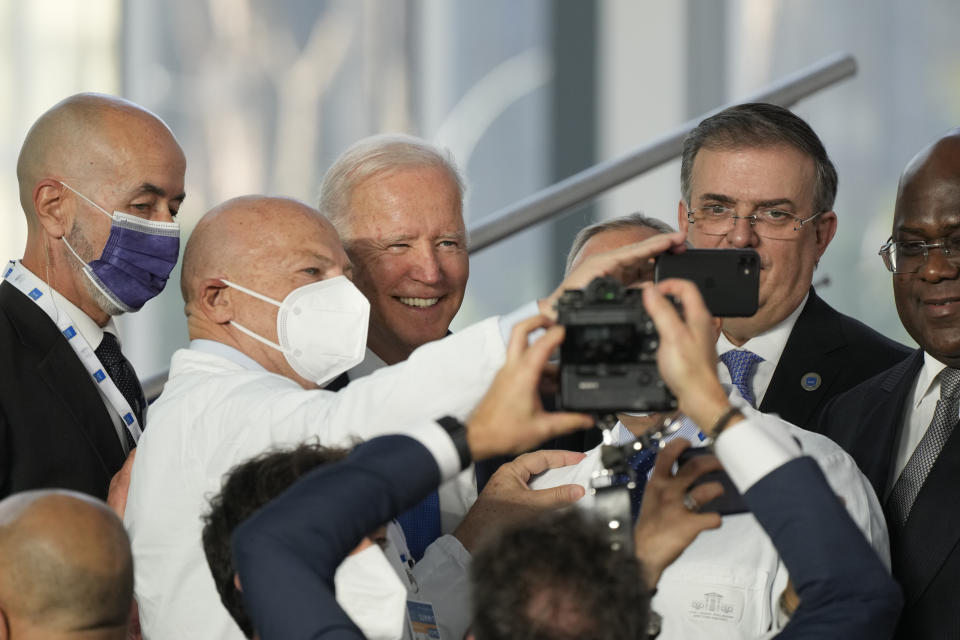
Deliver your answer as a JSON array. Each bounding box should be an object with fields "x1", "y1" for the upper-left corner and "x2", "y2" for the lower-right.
[
  {"x1": 915, "y1": 352, "x2": 951, "y2": 408},
  {"x1": 349, "y1": 347, "x2": 388, "y2": 379},
  {"x1": 47, "y1": 280, "x2": 118, "y2": 348},
  {"x1": 189, "y1": 339, "x2": 269, "y2": 372},
  {"x1": 716, "y1": 291, "x2": 809, "y2": 364}
]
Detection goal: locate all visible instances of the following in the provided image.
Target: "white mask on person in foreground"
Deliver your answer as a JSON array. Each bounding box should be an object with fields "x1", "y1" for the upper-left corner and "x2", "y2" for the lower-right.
[
  {"x1": 222, "y1": 276, "x2": 370, "y2": 386},
  {"x1": 334, "y1": 543, "x2": 408, "y2": 640}
]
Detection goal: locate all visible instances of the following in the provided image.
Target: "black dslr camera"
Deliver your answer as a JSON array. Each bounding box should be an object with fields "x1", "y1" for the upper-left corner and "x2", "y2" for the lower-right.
[{"x1": 556, "y1": 276, "x2": 677, "y2": 414}]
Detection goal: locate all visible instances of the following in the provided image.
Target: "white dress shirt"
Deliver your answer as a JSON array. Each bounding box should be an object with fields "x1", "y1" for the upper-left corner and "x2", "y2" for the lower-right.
[
  {"x1": 888, "y1": 352, "x2": 960, "y2": 496},
  {"x1": 125, "y1": 316, "x2": 506, "y2": 640},
  {"x1": 716, "y1": 293, "x2": 807, "y2": 407},
  {"x1": 530, "y1": 389, "x2": 889, "y2": 640},
  {"x1": 349, "y1": 347, "x2": 477, "y2": 535}
]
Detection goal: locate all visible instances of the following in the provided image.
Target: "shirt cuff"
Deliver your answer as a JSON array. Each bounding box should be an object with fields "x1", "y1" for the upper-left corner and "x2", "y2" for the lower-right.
[
  {"x1": 713, "y1": 411, "x2": 802, "y2": 493},
  {"x1": 497, "y1": 300, "x2": 543, "y2": 345},
  {"x1": 384, "y1": 421, "x2": 463, "y2": 483}
]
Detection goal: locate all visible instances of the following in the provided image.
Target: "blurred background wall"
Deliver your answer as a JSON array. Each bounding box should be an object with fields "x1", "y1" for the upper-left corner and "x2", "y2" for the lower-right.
[{"x1": 2, "y1": 0, "x2": 958, "y2": 377}]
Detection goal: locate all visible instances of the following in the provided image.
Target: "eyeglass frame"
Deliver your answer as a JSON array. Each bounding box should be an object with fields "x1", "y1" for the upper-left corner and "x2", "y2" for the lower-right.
[
  {"x1": 878, "y1": 235, "x2": 960, "y2": 274},
  {"x1": 684, "y1": 204, "x2": 827, "y2": 237}
]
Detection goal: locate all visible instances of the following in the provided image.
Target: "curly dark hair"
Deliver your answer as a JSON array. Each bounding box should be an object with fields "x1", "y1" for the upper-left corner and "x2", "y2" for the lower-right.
[
  {"x1": 201, "y1": 441, "x2": 348, "y2": 638},
  {"x1": 470, "y1": 509, "x2": 650, "y2": 640}
]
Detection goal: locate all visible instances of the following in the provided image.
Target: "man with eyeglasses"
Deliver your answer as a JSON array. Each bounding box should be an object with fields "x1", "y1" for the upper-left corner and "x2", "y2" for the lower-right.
[
  {"x1": 678, "y1": 103, "x2": 910, "y2": 430},
  {"x1": 817, "y1": 128, "x2": 960, "y2": 638}
]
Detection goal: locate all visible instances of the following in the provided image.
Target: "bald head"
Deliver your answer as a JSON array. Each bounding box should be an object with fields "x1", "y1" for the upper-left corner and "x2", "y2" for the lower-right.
[
  {"x1": 16, "y1": 93, "x2": 182, "y2": 226},
  {"x1": 0, "y1": 491, "x2": 132, "y2": 638},
  {"x1": 180, "y1": 196, "x2": 353, "y2": 387},
  {"x1": 181, "y1": 196, "x2": 345, "y2": 308}
]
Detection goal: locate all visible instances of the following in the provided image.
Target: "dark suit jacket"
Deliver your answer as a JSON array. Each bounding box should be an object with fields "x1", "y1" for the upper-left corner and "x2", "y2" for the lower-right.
[
  {"x1": 745, "y1": 456, "x2": 902, "y2": 639},
  {"x1": 0, "y1": 280, "x2": 126, "y2": 500},
  {"x1": 759, "y1": 288, "x2": 912, "y2": 430},
  {"x1": 818, "y1": 350, "x2": 960, "y2": 639},
  {"x1": 233, "y1": 434, "x2": 442, "y2": 640}
]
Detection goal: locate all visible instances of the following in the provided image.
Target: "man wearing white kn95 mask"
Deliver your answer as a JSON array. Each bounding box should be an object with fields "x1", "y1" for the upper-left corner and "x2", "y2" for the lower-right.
[{"x1": 124, "y1": 194, "x2": 688, "y2": 640}]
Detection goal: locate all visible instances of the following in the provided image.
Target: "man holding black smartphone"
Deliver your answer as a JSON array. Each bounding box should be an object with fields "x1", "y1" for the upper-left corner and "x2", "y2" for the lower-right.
[
  {"x1": 531, "y1": 213, "x2": 889, "y2": 639},
  {"x1": 677, "y1": 103, "x2": 910, "y2": 430}
]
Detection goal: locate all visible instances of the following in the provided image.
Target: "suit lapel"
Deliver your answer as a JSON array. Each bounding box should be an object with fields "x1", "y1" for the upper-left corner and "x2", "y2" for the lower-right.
[
  {"x1": 2, "y1": 282, "x2": 125, "y2": 475},
  {"x1": 852, "y1": 350, "x2": 924, "y2": 496},
  {"x1": 761, "y1": 290, "x2": 845, "y2": 427}
]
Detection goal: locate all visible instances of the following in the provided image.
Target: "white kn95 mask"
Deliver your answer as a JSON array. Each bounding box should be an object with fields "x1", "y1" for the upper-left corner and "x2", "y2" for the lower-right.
[{"x1": 221, "y1": 276, "x2": 370, "y2": 387}]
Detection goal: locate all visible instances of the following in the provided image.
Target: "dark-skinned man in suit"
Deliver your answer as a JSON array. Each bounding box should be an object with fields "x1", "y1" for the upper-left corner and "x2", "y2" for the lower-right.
[{"x1": 818, "y1": 128, "x2": 960, "y2": 637}]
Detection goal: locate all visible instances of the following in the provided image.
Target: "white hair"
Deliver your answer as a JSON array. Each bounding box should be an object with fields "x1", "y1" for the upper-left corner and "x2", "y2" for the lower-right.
[{"x1": 318, "y1": 134, "x2": 466, "y2": 240}]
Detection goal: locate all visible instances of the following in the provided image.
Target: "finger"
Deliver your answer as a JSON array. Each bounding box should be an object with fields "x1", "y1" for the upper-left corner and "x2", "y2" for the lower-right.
[
  {"x1": 521, "y1": 325, "x2": 566, "y2": 376},
  {"x1": 513, "y1": 449, "x2": 588, "y2": 477},
  {"x1": 642, "y1": 284, "x2": 691, "y2": 349},
  {"x1": 653, "y1": 278, "x2": 714, "y2": 332},
  {"x1": 674, "y1": 451, "x2": 724, "y2": 483},
  {"x1": 525, "y1": 483, "x2": 586, "y2": 508},
  {"x1": 650, "y1": 438, "x2": 691, "y2": 480},
  {"x1": 507, "y1": 314, "x2": 553, "y2": 361},
  {"x1": 687, "y1": 480, "x2": 724, "y2": 507},
  {"x1": 534, "y1": 411, "x2": 594, "y2": 443}
]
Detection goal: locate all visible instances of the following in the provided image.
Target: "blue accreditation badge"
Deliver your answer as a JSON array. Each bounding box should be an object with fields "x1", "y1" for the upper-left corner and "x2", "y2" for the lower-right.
[{"x1": 407, "y1": 600, "x2": 441, "y2": 639}]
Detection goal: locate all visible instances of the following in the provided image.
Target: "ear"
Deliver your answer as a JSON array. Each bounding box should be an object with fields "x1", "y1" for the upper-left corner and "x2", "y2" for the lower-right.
[
  {"x1": 233, "y1": 573, "x2": 243, "y2": 593},
  {"x1": 677, "y1": 199, "x2": 689, "y2": 233},
  {"x1": 199, "y1": 278, "x2": 234, "y2": 324},
  {"x1": 33, "y1": 179, "x2": 72, "y2": 239},
  {"x1": 814, "y1": 210, "x2": 838, "y2": 260}
]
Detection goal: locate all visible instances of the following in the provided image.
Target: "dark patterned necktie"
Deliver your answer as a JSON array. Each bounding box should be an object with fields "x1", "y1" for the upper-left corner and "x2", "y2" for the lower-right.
[
  {"x1": 94, "y1": 332, "x2": 146, "y2": 447},
  {"x1": 628, "y1": 447, "x2": 658, "y2": 521},
  {"x1": 719, "y1": 349, "x2": 764, "y2": 408},
  {"x1": 886, "y1": 368, "x2": 960, "y2": 532}
]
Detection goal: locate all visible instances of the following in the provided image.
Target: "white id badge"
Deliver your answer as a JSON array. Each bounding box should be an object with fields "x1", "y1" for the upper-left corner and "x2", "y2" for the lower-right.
[{"x1": 407, "y1": 600, "x2": 441, "y2": 640}]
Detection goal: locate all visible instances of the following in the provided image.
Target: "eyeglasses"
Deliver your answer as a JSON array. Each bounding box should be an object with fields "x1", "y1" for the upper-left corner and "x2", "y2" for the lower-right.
[
  {"x1": 686, "y1": 205, "x2": 825, "y2": 240},
  {"x1": 879, "y1": 236, "x2": 960, "y2": 273}
]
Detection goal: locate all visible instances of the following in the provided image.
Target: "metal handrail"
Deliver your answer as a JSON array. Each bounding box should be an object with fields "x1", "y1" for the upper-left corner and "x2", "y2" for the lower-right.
[
  {"x1": 142, "y1": 52, "x2": 856, "y2": 401},
  {"x1": 466, "y1": 52, "x2": 857, "y2": 252}
]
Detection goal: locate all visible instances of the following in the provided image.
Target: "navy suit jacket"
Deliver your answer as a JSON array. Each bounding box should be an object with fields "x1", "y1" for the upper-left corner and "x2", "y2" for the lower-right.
[
  {"x1": 758, "y1": 288, "x2": 911, "y2": 430},
  {"x1": 0, "y1": 280, "x2": 126, "y2": 499},
  {"x1": 817, "y1": 350, "x2": 960, "y2": 639},
  {"x1": 233, "y1": 434, "x2": 442, "y2": 640},
  {"x1": 744, "y1": 456, "x2": 902, "y2": 639}
]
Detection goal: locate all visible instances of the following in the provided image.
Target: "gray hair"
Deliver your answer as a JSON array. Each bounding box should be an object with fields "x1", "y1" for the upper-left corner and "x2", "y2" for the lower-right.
[
  {"x1": 565, "y1": 212, "x2": 675, "y2": 276},
  {"x1": 680, "y1": 103, "x2": 838, "y2": 214},
  {"x1": 318, "y1": 134, "x2": 466, "y2": 240}
]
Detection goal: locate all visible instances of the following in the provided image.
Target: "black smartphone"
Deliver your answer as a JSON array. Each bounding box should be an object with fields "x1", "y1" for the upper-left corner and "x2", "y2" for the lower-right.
[
  {"x1": 654, "y1": 249, "x2": 760, "y2": 317},
  {"x1": 676, "y1": 447, "x2": 748, "y2": 515}
]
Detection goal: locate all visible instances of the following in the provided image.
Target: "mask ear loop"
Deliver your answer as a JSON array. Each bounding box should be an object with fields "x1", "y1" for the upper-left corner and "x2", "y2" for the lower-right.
[
  {"x1": 41, "y1": 233, "x2": 62, "y2": 325},
  {"x1": 219, "y1": 279, "x2": 297, "y2": 357}
]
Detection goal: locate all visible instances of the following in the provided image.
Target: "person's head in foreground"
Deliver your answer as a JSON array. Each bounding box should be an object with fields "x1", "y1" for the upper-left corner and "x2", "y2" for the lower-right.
[
  {"x1": 469, "y1": 509, "x2": 650, "y2": 640},
  {"x1": 0, "y1": 490, "x2": 133, "y2": 640}
]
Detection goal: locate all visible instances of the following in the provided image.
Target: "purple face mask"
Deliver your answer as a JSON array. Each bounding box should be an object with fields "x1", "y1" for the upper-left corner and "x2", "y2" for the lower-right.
[{"x1": 60, "y1": 182, "x2": 180, "y2": 313}]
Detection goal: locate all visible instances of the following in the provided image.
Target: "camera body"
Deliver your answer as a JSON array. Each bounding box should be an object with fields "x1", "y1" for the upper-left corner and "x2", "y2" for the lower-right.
[{"x1": 557, "y1": 276, "x2": 677, "y2": 414}]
